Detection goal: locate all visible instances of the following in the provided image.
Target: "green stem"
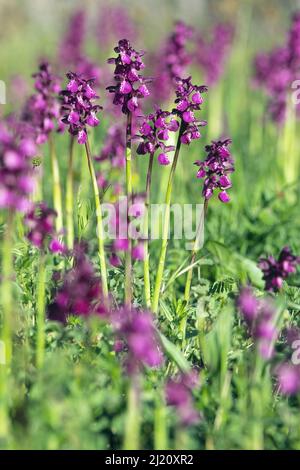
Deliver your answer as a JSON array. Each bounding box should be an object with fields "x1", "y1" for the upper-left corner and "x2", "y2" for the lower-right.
[
  {"x1": 66, "y1": 136, "x2": 75, "y2": 250},
  {"x1": 184, "y1": 199, "x2": 208, "y2": 303},
  {"x1": 143, "y1": 152, "x2": 154, "y2": 309},
  {"x1": 84, "y1": 136, "x2": 108, "y2": 298},
  {"x1": 152, "y1": 122, "x2": 185, "y2": 314},
  {"x1": 49, "y1": 134, "x2": 63, "y2": 234},
  {"x1": 0, "y1": 212, "x2": 14, "y2": 442},
  {"x1": 36, "y1": 253, "x2": 46, "y2": 369},
  {"x1": 123, "y1": 378, "x2": 140, "y2": 450},
  {"x1": 125, "y1": 113, "x2": 133, "y2": 306},
  {"x1": 154, "y1": 392, "x2": 168, "y2": 450},
  {"x1": 1, "y1": 212, "x2": 14, "y2": 367}
]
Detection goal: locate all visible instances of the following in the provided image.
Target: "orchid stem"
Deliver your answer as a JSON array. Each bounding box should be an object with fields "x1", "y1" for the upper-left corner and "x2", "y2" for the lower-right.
[
  {"x1": 125, "y1": 113, "x2": 133, "y2": 307},
  {"x1": 85, "y1": 136, "x2": 108, "y2": 298},
  {"x1": 66, "y1": 136, "x2": 75, "y2": 250},
  {"x1": 184, "y1": 199, "x2": 208, "y2": 303},
  {"x1": 152, "y1": 122, "x2": 185, "y2": 314},
  {"x1": 143, "y1": 152, "x2": 154, "y2": 309},
  {"x1": 123, "y1": 378, "x2": 140, "y2": 450},
  {"x1": 181, "y1": 200, "x2": 208, "y2": 347},
  {"x1": 49, "y1": 134, "x2": 63, "y2": 234}
]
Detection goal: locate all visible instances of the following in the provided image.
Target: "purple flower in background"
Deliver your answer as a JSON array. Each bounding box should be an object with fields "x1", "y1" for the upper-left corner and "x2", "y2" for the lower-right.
[
  {"x1": 22, "y1": 61, "x2": 61, "y2": 145},
  {"x1": 253, "y1": 12, "x2": 300, "y2": 125},
  {"x1": 96, "y1": 6, "x2": 137, "y2": 48},
  {"x1": 195, "y1": 138, "x2": 234, "y2": 202},
  {"x1": 58, "y1": 9, "x2": 86, "y2": 67},
  {"x1": 112, "y1": 307, "x2": 163, "y2": 373},
  {"x1": 58, "y1": 9, "x2": 102, "y2": 88},
  {"x1": 259, "y1": 246, "x2": 300, "y2": 292},
  {"x1": 48, "y1": 243, "x2": 106, "y2": 323},
  {"x1": 135, "y1": 108, "x2": 179, "y2": 165},
  {"x1": 237, "y1": 286, "x2": 259, "y2": 323},
  {"x1": 237, "y1": 288, "x2": 278, "y2": 360},
  {"x1": 166, "y1": 371, "x2": 200, "y2": 426},
  {"x1": 95, "y1": 123, "x2": 126, "y2": 168},
  {"x1": 25, "y1": 202, "x2": 65, "y2": 253},
  {"x1": 76, "y1": 57, "x2": 103, "y2": 88},
  {"x1": 150, "y1": 21, "x2": 193, "y2": 103},
  {"x1": 173, "y1": 76, "x2": 207, "y2": 145},
  {"x1": 0, "y1": 122, "x2": 36, "y2": 213},
  {"x1": 107, "y1": 39, "x2": 152, "y2": 115},
  {"x1": 195, "y1": 23, "x2": 234, "y2": 86},
  {"x1": 276, "y1": 363, "x2": 300, "y2": 395},
  {"x1": 60, "y1": 72, "x2": 102, "y2": 144}
]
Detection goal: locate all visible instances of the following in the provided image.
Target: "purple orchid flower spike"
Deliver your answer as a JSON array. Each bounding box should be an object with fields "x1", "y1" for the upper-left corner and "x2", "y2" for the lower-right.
[
  {"x1": 135, "y1": 108, "x2": 180, "y2": 165},
  {"x1": 195, "y1": 138, "x2": 234, "y2": 203},
  {"x1": 107, "y1": 39, "x2": 152, "y2": 115},
  {"x1": 60, "y1": 72, "x2": 102, "y2": 145},
  {"x1": 173, "y1": 76, "x2": 207, "y2": 145}
]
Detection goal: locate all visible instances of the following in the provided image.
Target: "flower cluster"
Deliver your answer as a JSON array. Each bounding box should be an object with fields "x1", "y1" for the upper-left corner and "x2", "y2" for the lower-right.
[
  {"x1": 253, "y1": 12, "x2": 300, "y2": 125},
  {"x1": 135, "y1": 109, "x2": 179, "y2": 165},
  {"x1": 107, "y1": 39, "x2": 151, "y2": 114},
  {"x1": 96, "y1": 6, "x2": 137, "y2": 48},
  {"x1": 195, "y1": 23, "x2": 234, "y2": 86},
  {"x1": 60, "y1": 72, "x2": 102, "y2": 144},
  {"x1": 259, "y1": 246, "x2": 300, "y2": 292},
  {"x1": 165, "y1": 371, "x2": 200, "y2": 426},
  {"x1": 0, "y1": 122, "x2": 36, "y2": 213},
  {"x1": 173, "y1": 77, "x2": 207, "y2": 145},
  {"x1": 151, "y1": 21, "x2": 193, "y2": 103},
  {"x1": 112, "y1": 307, "x2": 163, "y2": 373},
  {"x1": 24, "y1": 202, "x2": 64, "y2": 253},
  {"x1": 195, "y1": 138, "x2": 234, "y2": 203},
  {"x1": 48, "y1": 243, "x2": 106, "y2": 323},
  {"x1": 22, "y1": 61, "x2": 61, "y2": 145},
  {"x1": 237, "y1": 287, "x2": 278, "y2": 359}
]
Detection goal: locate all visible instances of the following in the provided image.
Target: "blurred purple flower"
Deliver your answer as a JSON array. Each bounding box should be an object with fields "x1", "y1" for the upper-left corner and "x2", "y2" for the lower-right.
[
  {"x1": 107, "y1": 39, "x2": 152, "y2": 115},
  {"x1": 58, "y1": 9, "x2": 102, "y2": 88},
  {"x1": 253, "y1": 12, "x2": 300, "y2": 125},
  {"x1": 237, "y1": 288, "x2": 278, "y2": 360},
  {"x1": 48, "y1": 243, "x2": 106, "y2": 323},
  {"x1": 22, "y1": 61, "x2": 61, "y2": 145},
  {"x1": 25, "y1": 202, "x2": 65, "y2": 253},
  {"x1": 259, "y1": 246, "x2": 300, "y2": 292},
  {"x1": 166, "y1": 371, "x2": 200, "y2": 426},
  {"x1": 96, "y1": 6, "x2": 137, "y2": 48},
  {"x1": 95, "y1": 123, "x2": 126, "y2": 168},
  {"x1": 58, "y1": 9, "x2": 86, "y2": 67},
  {"x1": 112, "y1": 307, "x2": 163, "y2": 373},
  {"x1": 276, "y1": 363, "x2": 300, "y2": 395},
  {"x1": 150, "y1": 21, "x2": 193, "y2": 104},
  {"x1": 195, "y1": 23, "x2": 234, "y2": 86},
  {"x1": 60, "y1": 72, "x2": 102, "y2": 144},
  {"x1": 0, "y1": 122, "x2": 36, "y2": 213},
  {"x1": 195, "y1": 138, "x2": 234, "y2": 202}
]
